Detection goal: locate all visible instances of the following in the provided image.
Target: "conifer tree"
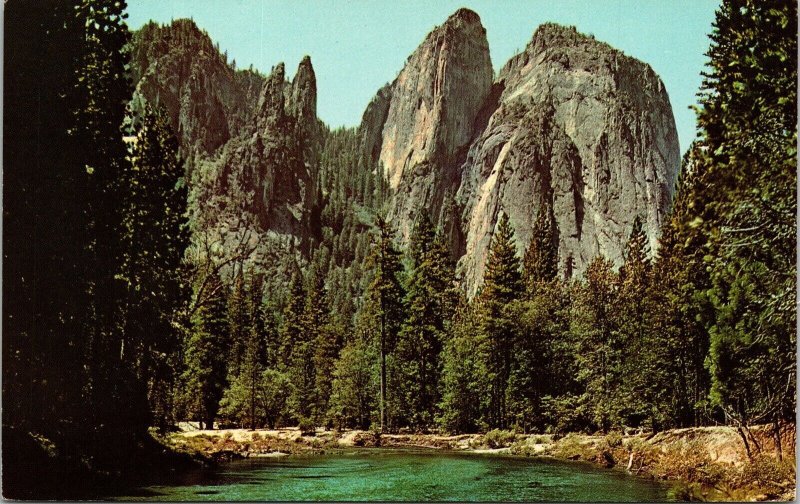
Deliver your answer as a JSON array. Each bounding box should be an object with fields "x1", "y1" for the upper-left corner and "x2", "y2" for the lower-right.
[
  {"x1": 366, "y1": 216, "x2": 405, "y2": 432},
  {"x1": 286, "y1": 271, "x2": 318, "y2": 425},
  {"x1": 328, "y1": 337, "x2": 378, "y2": 430},
  {"x1": 479, "y1": 212, "x2": 523, "y2": 428},
  {"x1": 280, "y1": 271, "x2": 306, "y2": 369},
  {"x1": 227, "y1": 272, "x2": 250, "y2": 376},
  {"x1": 522, "y1": 205, "x2": 559, "y2": 296},
  {"x1": 571, "y1": 256, "x2": 619, "y2": 431},
  {"x1": 119, "y1": 104, "x2": 189, "y2": 428},
  {"x1": 181, "y1": 274, "x2": 228, "y2": 429},
  {"x1": 650, "y1": 158, "x2": 713, "y2": 428},
  {"x1": 615, "y1": 217, "x2": 656, "y2": 428},
  {"x1": 438, "y1": 301, "x2": 489, "y2": 433},
  {"x1": 696, "y1": 0, "x2": 797, "y2": 456},
  {"x1": 396, "y1": 215, "x2": 456, "y2": 429}
]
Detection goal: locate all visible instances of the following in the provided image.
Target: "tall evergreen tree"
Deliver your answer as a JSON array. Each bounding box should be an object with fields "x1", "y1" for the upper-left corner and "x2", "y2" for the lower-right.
[
  {"x1": 181, "y1": 273, "x2": 228, "y2": 429},
  {"x1": 396, "y1": 215, "x2": 456, "y2": 429},
  {"x1": 328, "y1": 337, "x2": 379, "y2": 430},
  {"x1": 479, "y1": 212, "x2": 523, "y2": 429},
  {"x1": 650, "y1": 158, "x2": 714, "y2": 428},
  {"x1": 280, "y1": 271, "x2": 306, "y2": 369},
  {"x1": 218, "y1": 321, "x2": 265, "y2": 429},
  {"x1": 366, "y1": 216, "x2": 405, "y2": 432},
  {"x1": 286, "y1": 271, "x2": 318, "y2": 424},
  {"x1": 522, "y1": 205, "x2": 559, "y2": 296},
  {"x1": 73, "y1": 1, "x2": 137, "y2": 441},
  {"x1": 695, "y1": 0, "x2": 797, "y2": 456},
  {"x1": 227, "y1": 272, "x2": 250, "y2": 376},
  {"x1": 438, "y1": 300, "x2": 489, "y2": 433},
  {"x1": 119, "y1": 104, "x2": 189, "y2": 429},
  {"x1": 571, "y1": 256, "x2": 620, "y2": 431},
  {"x1": 614, "y1": 217, "x2": 657, "y2": 428}
]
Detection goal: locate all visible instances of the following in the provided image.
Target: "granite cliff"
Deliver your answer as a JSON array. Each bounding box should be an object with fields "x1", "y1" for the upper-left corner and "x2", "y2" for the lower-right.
[
  {"x1": 360, "y1": 13, "x2": 680, "y2": 293},
  {"x1": 131, "y1": 20, "x2": 322, "y2": 258}
]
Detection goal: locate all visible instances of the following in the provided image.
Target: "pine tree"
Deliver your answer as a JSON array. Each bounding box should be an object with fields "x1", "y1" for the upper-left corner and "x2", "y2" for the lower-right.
[
  {"x1": 227, "y1": 272, "x2": 250, "y2": 376},
  {"x1": 74, "y1": 1, "x2": 137, "y2": 439},
  {"x1": 506, "y1": 279, "x2": 570, "y2": 433},
  {"x1": 479, "y1": 212, "x2": 523, "y2": 429},
  {"x1": 438, "y1": 301, "x2": 489, "y2": 433},
  {"x1": 396, "y1": 215, "x2": 456, "y2": 429},
  {"x1": 614, "y1": 217, "x2": 656, "y2": 428},
  {"x1": 696, "y1": 0, "x2": 797, "y2": 457},
  {"x1": 522, "y1": 205, "x2": 559, "y2": 296},
  {"x1": 280, "y1": 271, "x2": 306, "y2": 369},
  {"x1": 571, "y1": 256, "x2": 620, "y2": 431},
  {"x1": 286, "y1": 271, "x2": 317, "y2": 425},
  {"x1": 119, "y1": 104, "x2": 189, "y2": 429},
  {"x1": 181, "y1": 276, "x2": 228, "y2": 429},
  {"x1": 366, "y1": 216, "x2": 405, "y2": 432},
  {"x1": 328, "y1": 337, "x2": 379, "y2": 430},
  {"x1": 650, "y1": 158, "x2": 714, "y2": 429}
]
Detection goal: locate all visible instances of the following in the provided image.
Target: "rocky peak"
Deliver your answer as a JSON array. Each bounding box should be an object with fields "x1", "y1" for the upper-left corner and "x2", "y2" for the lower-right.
[
  {"x1": 129, "y1": 19, "x2": 265, "y2": 159},
  {"x1": 446, "y1": 7, "x2": 482, "y2": 25},
  {"x1": 258, "y1": 62, "x2": 287, "y2": 121},
  {"x1": 364, "y1": 8, "x2": 493, "y2": 241},
  {"x1": 359, "y1": 83, "x2": 393, "y2": 166},
  {"x1": 378, "y1": 8, "x2": 492, "y2": 191},
  {"x1": 290, "y1": 55, "x2": 317, "y2": 120}
]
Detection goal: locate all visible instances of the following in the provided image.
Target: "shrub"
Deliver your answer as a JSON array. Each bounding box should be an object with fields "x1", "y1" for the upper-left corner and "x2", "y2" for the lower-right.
[
  {"x1": 734, "y1": 455, "x2": 795, "y2": 495},
  {"x1": 484, "y1": 429, "x2": 516, "y2": 449},
  {"x1": 509, "y1": 439, "x2": 536, "y2": 457},
  {"x1": 605, "y1": 431, "x2": 623, "y2": 449},
  {"x1": 549, "y1": 433, "x2": 591, "y2": 460},
  {"x1": 298, "y1": 417, "x2": 316, "y2": 436},
  {"x1": 652, "y1": 440, "x2": 724, "y2": 485}
]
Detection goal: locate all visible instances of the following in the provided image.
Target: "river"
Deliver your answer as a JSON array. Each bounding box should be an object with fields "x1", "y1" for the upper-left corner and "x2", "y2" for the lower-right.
[{"x1": 115, "y1": 449, "x2": 674, "y2": 501}]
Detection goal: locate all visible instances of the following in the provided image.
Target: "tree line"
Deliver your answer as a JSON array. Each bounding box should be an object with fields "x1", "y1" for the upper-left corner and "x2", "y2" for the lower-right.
[{"x1": 171, "y1": 2, "x2": 795, "y2": 452}]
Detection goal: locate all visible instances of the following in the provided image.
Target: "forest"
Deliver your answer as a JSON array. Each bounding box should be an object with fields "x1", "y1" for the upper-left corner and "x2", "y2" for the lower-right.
[{"x1": 3, "y1": 0, "x2": 796, "y2": 496}]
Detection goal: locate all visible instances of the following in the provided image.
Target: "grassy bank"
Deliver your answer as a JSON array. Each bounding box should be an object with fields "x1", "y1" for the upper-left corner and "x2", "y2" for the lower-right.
[{"x1": 166, "y1": 423, "x2": 795, "y2": 501}]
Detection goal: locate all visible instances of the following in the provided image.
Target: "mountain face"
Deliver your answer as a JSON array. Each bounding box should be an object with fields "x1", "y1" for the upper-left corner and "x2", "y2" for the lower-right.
[
  {"x1": 362, "y1": 9, "x2": 494, "y2": 243},
  {"x1": 213, "y1": 58, "x2": 321, "y2": 238},
  {"x1": 360, "y1": 16, "x2": 679, "y2": 293},
  {"x1": 130, "y1": 20, "x2": 265, "y2": 159},
  {"x1": 131, "y1": 20, "x2": 322, "y2": 256},
  {"x1": 453, "y1": 23, "x2": 680, "y2": 294},
  {"x1": 131, "y1": 12, "x2": 680, "y2": 295}
]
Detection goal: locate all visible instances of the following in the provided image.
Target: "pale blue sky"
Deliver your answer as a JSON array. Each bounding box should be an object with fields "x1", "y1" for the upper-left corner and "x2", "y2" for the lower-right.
[{"x1": 127, "y1": 1, "x2": 720, "y2": 155}]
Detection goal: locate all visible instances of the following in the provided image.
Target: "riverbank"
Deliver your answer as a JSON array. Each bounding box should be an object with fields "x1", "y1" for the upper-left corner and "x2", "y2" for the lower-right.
[{"x1": 165, "y1": 423, "x2": 795, "y2": 501}]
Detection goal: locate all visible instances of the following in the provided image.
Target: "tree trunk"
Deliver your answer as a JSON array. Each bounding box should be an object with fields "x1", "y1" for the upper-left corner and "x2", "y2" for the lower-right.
[
  {"x1": 380, "y1": 289, "x2": 386, "y2": 434},
  {"x1": 737, "y1": 425, "x2": 752, "y2": 460},
  {"x1": 250, "y1": 380, "x2": 256, "y2": 431},
  {"x1": 773, "y1": 416, "x2": 783, "y2": 461},
  {"x1": 380, "y1": 335, "x2": 386, "y2": 433}
]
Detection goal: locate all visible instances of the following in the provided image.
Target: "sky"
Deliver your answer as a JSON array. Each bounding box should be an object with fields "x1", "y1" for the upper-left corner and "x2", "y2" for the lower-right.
[{"x1": 126, "y1": 1, "x2": 721, "y2": 155}]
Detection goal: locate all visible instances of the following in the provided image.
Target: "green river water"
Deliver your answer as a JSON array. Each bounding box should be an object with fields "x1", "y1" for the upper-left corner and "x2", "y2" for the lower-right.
[{"x1": 115, "y1": 449, "x2": 674, "y2": 502}]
